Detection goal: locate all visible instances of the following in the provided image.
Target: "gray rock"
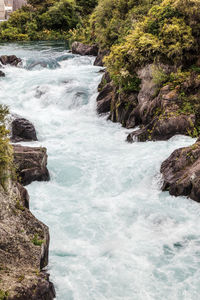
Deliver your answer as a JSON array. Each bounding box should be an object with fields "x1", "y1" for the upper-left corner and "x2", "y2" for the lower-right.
[
  {"x1": 11, "y1": 117, "x2": 38, "y2": 142},
  {"x1": 0, "y1": 55, "x2": 22, "y2": 67},
  {"x1": 161, "y1": 139, "x2": 200, "y2": 202},
  {"x1": 13, "y1": 145, "x2": 50, "y2": 186},
  {"x1": 71, "y1": 42, "x2": 98, "y2": 56},
  {"x1": 94, "y1": 49, "x2": 109, "y2": 66}
]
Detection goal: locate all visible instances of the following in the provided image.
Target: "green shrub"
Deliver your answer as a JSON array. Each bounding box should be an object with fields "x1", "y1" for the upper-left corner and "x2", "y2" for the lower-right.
[
  {"x1": 32, "y1": 234, "x2": 44, "y2": 246},
  {"x1": 104, "y1": 0, "x2": 198, "y2": 91},
  {"x1": 0, "y1": 290, "x2": 9, "y2": 300},
  {"x1": 40, "y1": 0, "x2": 78, "y2": 31},
  {"x1": 0, "y1": 105, "x2": 13, "y2": 189},
  {"x1": 0, "y1": 0, "x2": 80, "y2": 41},
  {"x1": 76, "y1": 0, "x2": 97, "y2": 15}
]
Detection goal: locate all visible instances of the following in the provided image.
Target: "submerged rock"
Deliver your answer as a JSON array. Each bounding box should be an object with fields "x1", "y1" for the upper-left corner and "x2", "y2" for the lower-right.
[
  {"x1": 71, "y1": 42, "x2": 98, "y2": 56},
  {"x1": 11, "y1": 117, "x2": 38, "y2": 142},
  {"x1": 161, "y1": 139, "x2": 200, "y2": 202},
  {"x1": 0, "y1": 181, "x2": 55, "y2": 299},
  {"x1": 0, "y1": 70, "x2": 5, "y2": 77},
  {"x1": 0, "y1": 55, "x2": 21, "y2": 67},
  {"x1": 13, "y1": 145, "x2": 50, "y2": 186}
]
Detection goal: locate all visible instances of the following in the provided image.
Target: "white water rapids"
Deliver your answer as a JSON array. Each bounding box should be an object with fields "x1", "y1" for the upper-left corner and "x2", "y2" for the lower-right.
[{"x1": 1, "y1": 42, "x2": 200, "y2": 300}]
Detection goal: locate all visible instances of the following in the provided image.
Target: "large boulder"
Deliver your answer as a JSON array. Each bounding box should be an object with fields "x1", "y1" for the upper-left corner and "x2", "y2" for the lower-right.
[
  {"x1": 11, "y1": 117, "x2": 38, "y2": 142},
  {"x1": 13, "y1": 145, "x2": 50, "y2": 186},
  {"x1": 161, "y1": 138, "x2": 200, "y2": 202},
  {"x1": 0, "y1": 181, "x2": 55, "y2": 299},
  {"x1": 71, "y1": 42, "x2": 98, "y2": 56},
  {"x1": 0, "y1": 55, "x2": 22, "y2": 67}
]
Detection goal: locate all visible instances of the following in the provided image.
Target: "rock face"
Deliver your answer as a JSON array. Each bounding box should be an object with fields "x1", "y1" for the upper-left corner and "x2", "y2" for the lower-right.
[
  {"x1": 71, "y1": 42, "x2": 98, "y2": 56},
  {"x1": 161, "y1": 139, "x2": 200, "y2": 202},
  {"x1": 11, "y1": 117, "x2": 38, "y2": 142},
  {"x1": 94, "y1": 49, "x2": 109, "y2": 66},
  {"x1": 13, "y1": 145, "x2": 50, "y2": 186},
  {"x1": 0, "y1": 181, "x2": 55, "y2": 299},
  {"x1": 97, "y1": 63, "x2": 200, "y2": 142},
  {"x1": 0, "y1": 55, "x2": 22, "y2": 67},
  {"x1": 96, "y1": 71, "x2": 113, "y2": 114}
]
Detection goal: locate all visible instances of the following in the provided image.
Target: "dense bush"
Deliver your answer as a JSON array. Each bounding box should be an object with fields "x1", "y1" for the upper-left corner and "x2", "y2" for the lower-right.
[
  {"x1": 0, "y1": 0, "x2": 94, "y2": 41},
  {"x1": 76, "y1": 0, "x2": 98, "y2": 15},
  {"x1": 104, "y1": 0, "x2": 199, "y2": 91},
  {"x1": 40, "y1": 0, "x2": 78, "y2": 31},
  {"x1": 88, "y1": 0, "x2": 159, "y2": 48}
]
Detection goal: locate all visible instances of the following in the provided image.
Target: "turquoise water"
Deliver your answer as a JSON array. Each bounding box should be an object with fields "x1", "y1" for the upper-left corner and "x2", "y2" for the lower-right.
[{"x1": 1, "y1": 42, "x2": 200, "y2": 300}]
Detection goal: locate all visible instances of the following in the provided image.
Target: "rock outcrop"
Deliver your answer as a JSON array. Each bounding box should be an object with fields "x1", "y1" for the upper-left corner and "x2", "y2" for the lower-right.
[
  {"x1": 0, "y1": 55, "x2": 22, "y2": 67},
  {"x1": 11, "y1": 117, "x2": 38, "y2": 143},
  {"x1": 0, "y1": 181, "x2": 55, "y2": 299},
  {"x1": 94, "y1": 49, "x2": 109, "y2": 66},
  {"x1": 13, "y1": 145, "x2": 50, "y2": 186},
  {"x1": 97, "y1": 72, "x2": 113, "y2": 114},
  {"x1": 161, "y1": 139, "x2": 200, "y2": 202},
  {"x1": 71, "y1": 42, "x2": 98, "y2": 56},
  {"x1": 97, "y1": 63, "x2": 200, "y2": 142}
]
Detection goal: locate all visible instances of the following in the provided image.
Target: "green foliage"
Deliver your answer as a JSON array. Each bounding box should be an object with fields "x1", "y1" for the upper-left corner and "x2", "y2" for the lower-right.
[
  {"x1": 104, "y1": 0, "x2": 199, "y2": 91},
  {"x1": 15, "y1": 199, "x2": 25, "y2": 211},
  {"x1": 0, "y1": 289, "x2": 9, "y2": 300},
  {"x1": 0, "y1": 105, "x2": 13, "y2": 189},
  {"x1": 76, "y1": 0, "x2": 97, "y2": 15},
  {"x1": 0, "y1": 0, "x2": 82, "y2": 41},
  {"x1": 32, "y1": 234, "x2": 44, "y2": 246},
  {"x1": 40, "y1": 0, "x2": 78, "y2": 31},
  {"x1": 89, "y1": 0, "x2": 161, "y2": 48},
  {"x1": 152, "y1": 66, "x2": 169, "y2": 87}
]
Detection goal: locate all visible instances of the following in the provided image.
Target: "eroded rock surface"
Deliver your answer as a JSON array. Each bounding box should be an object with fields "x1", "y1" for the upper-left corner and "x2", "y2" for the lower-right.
[
  {"x1": 71, "y1": 42, "x2": 98, "y2": 56},
  {"x1": 97, "y1": 64, "x2": 200, "y2": 142},
  {"x1": 161, "y1": 139, "x2": 200, "y2": 202},
  {"x1": 11, "y1": 117, "x2": 38, "y2": 143},
  {"x1": 0, "y1": 181, "x2": 55, "y2": 299},
  {"x1": 13, "y1": 145, "x2": 50, "y2": 186}
]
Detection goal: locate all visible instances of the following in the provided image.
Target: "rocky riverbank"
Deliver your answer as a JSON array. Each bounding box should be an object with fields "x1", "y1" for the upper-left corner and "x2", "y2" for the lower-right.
[
  {"x1": 71, "y1": 41, "x2": 200, "y2": 203},
  {"x1": 0, "y1": 55, "x2": 55, "y2": 299},
  {"x1": 0, "y1": 178, "x2": 55, "y2": 299},
  {"x1": 0, "y1": 147, "x2": 55, "y2": 300}
]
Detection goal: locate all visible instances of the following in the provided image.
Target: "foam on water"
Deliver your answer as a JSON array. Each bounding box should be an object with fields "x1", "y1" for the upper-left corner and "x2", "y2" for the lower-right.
[{"x1": 1, "y1": 42, "x2": 200, "y2": 300}]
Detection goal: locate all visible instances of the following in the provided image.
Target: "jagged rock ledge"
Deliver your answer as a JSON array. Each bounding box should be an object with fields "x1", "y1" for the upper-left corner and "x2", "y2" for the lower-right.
[
  {"x1": 161, "y1": 138, "x2": 200, "y2": 202},
  {"x1": 94, "y1": 57, "x2": 200, "y2": 143},
  {"x1": 13, "y1": 145, "x2": 50, "y2": 186},
  {"x1": 0, "y1": 178, "x2": 55, "y2": 299}
]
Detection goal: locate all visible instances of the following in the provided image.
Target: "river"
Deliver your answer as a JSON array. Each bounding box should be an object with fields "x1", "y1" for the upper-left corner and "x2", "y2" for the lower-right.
[{"x1": 1, "y1": 42, "x2": 200, "y2": 300}]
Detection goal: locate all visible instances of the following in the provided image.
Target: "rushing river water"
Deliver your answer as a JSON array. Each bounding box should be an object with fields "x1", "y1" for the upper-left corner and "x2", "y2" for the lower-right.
[{"x1": 1, "y1": 42, "x2": 200, "y2": 300}]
